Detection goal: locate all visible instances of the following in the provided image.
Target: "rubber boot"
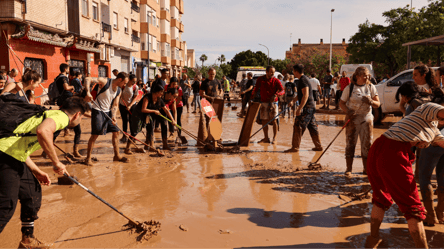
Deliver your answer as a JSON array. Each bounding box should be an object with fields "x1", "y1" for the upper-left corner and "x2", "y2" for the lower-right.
[
  {"x1": 436, "y1": 190, "x2": 444, "y2": 224},
  {"x1": 423, "y1": 186, "x2": 439, "y2": 226},
  {"x1": 362, "y1": 157, "x2": 368, "y2": 175},
  {"x1": 73, "y1": 144, "x2": 82, "y2": 158},
  {"x1": 345, "y1": 157, "x2": 353, "y2": 176}
]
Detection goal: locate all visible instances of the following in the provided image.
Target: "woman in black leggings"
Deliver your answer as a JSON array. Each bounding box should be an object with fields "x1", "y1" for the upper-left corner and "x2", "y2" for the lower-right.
[{"x1": 165, "y1": 77, "x2": 184, "y2": 139}]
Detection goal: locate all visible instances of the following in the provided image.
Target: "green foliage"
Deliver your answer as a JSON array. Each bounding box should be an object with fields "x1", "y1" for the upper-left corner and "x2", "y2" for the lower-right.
[
  {"x1": 271, "y1": 59, "x2": 291, "y2": 74},
  {"x1": 287, "y1": 47, "x2": 346, "y2": 80},
  {"x1": 347, "y1": 1, "x2": 444, "y2": 76},
  {"x1": 199, "y1": 54, "x2": 208, "y2": 67},
  {"x1": 185, "y1": 63, "x2": 231, "y2": 80}
]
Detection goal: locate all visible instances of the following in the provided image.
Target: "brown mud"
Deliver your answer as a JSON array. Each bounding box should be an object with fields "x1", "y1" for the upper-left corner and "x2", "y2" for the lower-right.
[{"x1": 1, "y1": 105, "x2": 443, "y2": 248}]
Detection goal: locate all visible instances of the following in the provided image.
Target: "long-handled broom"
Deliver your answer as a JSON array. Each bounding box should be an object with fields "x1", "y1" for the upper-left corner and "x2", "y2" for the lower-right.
[{"x1": 62, "y1": 173, "x2": 161, "y2": 241}]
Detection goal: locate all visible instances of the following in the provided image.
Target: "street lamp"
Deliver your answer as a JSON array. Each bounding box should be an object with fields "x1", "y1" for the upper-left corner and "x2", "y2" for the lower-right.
[
  {"x1": 329, "y1": 9, "x2": 335, "y2": 71},
  {"x1": 259, "y1": 43, "x2": 269, "y2": 66}
]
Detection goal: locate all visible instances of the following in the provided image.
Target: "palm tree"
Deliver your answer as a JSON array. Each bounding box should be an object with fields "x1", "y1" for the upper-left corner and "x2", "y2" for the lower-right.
[
  {"x1": 220, "y1": 54, "x2": 226, "y2": 64},
  {"x1": 200, "y1": 54, "x2": 208, "y2": 67}
]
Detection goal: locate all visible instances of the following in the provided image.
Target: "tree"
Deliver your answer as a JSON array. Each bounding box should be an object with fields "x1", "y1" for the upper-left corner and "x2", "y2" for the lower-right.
[
  {"x1": 220, "y1": 63, "x2": 232, "y2": 78},
  {"x1": 228, "y1": 50, "x2": 268, "y2": 79},
  {"x1": 199, "y1": 54, "x2": 208, "y2": 67},
  {"x1": 347, "y1": 1, "x2": 444, "y2": 76},
  {"x1": 220, "y1": 54, "x2": 226, "y2": 64},
  {"x1": 287, "y1": 47, "x2": 345, "y2": 80},
  {"x1": 271, "y1": 59, "x2": 291, "y2": 74}
]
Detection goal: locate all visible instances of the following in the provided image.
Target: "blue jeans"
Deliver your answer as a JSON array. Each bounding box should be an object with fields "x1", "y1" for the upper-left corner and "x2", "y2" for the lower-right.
[
  {"x1": 418, "y1": 144, "x2": 444, "y2": 194},
  {"x1": 192, "y1": 93, "x2": 202, "y2": 112}
]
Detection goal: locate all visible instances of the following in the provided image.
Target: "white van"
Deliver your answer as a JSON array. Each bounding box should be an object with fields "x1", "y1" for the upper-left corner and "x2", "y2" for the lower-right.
[
  {"x1": 340, "y1": 64, "x2": 375, "y2": 79},
  {"x1": 236, "y1": 66, "x2": 266, "y2": 82}
]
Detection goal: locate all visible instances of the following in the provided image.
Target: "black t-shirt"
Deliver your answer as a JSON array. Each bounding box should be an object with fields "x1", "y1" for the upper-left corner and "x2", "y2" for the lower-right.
[
  {"x1": 323, "y1": 75, "x2": 333, "y2": 89},
  {"x1": 285, "y1": 82, "x2": 296, "y2": 97},
  {"x1": 192, "y1": 80, "x2": 200, "y2": 93},
  {"x1": 245, "y1": 79, "x2": 254, "y2": 100},
  {"x1": 297, "y1": 75, "x2": 315, "y2": 109},
  {"x1": 56, "y1": 74, "x2": 69, "y2": 94},
  {"x1": 72, "y1": 78, "x2": 83, "y2": 94},
  {"x1": 136, "y1": 92, "x2": 165, "y2": 117},
  {"x1": 201, "y1": 79, "x2": 221, "y2": 98}
]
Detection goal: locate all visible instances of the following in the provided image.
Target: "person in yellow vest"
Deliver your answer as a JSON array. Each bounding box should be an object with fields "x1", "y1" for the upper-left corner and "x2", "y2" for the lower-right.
[
  {"x1": 223, "y1": 75, "x2": 231, "y2": 102},
  {"x1": 0, "y1": 96, "x2": 89, "y2": 249}
]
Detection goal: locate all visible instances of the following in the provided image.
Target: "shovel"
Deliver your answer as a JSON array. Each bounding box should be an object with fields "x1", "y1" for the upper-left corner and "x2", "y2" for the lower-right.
[
  {"x1": 63, "y1": 173, "x2": 161, "y2": 241},
  {"x1": 307, "y1": 119, "x2": 351, "y2": 170}
]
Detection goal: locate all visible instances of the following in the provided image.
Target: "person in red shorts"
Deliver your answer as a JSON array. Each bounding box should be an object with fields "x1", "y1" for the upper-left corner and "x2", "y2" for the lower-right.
[{"x1": 366, "y1": 101, "x2": 444, "y2": 248}]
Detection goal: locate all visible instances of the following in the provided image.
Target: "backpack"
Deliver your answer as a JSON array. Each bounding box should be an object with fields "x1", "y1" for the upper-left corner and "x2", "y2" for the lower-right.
[
  {"x1": 286, "y1": 82, "x2": 295, "y2": 97},
  {"x1": 0, "y1": 94, "x2": 48, "y2": 139},
  {"x1": 48, "y1": 75, "x2": 68, "y2": 103}
]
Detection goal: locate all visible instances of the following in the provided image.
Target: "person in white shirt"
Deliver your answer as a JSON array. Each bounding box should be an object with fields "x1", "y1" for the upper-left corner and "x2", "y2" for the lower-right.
[{"x1": 309, "y1": 74, "x2": 322, "y2": 105}]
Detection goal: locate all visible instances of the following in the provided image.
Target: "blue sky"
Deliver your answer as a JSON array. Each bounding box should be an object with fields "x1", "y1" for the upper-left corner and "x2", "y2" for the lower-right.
[{"x1": 182, "y1": 0, "x2": 430, "y2": 66}]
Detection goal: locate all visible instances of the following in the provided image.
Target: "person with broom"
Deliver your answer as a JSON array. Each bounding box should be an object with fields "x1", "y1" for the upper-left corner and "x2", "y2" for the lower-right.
[
  {"x1": 118, "y1": 74, "x2": 140, "y2": 143},
  {"x1": 339, "y1": 66, "x2": 380, "y2": 176},
  {"x1": 165, "y1": 77, "x2": 184, "y2": 141},
  {"x1": 83, "y1": 73, "x2": 129, "y2": 166},
  {"x1": 0, "y1": 96, "x2": 89, "y2": 248},
  {"x1": 125, "y1": 84, "x2": 176, "y2": 153},
  {"x1": 285, "y1": 64, "x2": 322, "y2": 152}
]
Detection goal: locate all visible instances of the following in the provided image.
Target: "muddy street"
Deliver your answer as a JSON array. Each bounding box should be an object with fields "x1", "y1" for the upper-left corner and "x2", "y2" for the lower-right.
[{"x1": 1, "y1": 105, "x2": 443, "y2": 248}]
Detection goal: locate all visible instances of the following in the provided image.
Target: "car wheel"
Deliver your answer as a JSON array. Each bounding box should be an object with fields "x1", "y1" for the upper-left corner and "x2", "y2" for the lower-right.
[{"x1": 372, "y1": 107, "x2": 384, "y2": 124}]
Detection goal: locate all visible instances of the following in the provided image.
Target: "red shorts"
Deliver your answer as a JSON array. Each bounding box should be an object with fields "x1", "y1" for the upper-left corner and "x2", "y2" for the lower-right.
[{"x1": 367, "y1": 135, "x2": 426, "y2": 220}]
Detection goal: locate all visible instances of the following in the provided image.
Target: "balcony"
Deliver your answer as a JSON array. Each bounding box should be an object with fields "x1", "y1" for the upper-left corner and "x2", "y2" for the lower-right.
[
  {"x1": 179, "y1": 22, "x2": 184, "y2": 32},
  {"x1": 160, "y1": 10, "x2": 170, "y2": 21},
  {"x1": 171, "y1": 39, "x2": 181, "y2": 49},
  {"x1": 131, "y1": 2, "x2": 140, "y2": 13},
  {"x1": 102, "y1": 22, "x2": 111, "y2": 33},
  {"x1": 179, "y1": 0, "x2": 184, "y2": 14},
  {"x1": 132, "y1": 34, "x2": 141, "y2": 43},
  {"x1": 171, "y1": 18, "x2": 180, "y2": 29}
]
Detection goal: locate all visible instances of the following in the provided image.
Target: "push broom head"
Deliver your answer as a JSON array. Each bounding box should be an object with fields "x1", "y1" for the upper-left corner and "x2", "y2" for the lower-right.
[
  {"x1": 307, "y1": 162, "x2": 322, "y2": 171},
  {"x1": 123, "y1": 220, "x2": 161, "y2": 242}
]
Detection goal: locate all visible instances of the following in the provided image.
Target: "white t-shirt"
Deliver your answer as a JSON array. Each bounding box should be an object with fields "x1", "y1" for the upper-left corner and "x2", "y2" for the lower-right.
[
  {"x1": 119, "y1": 84, "x2": 139, "y2": 106},
  {"x1": 309, "y1": 78, "x2": 320, "y2": 91},
  {"x1": 341, "y1": 83, "x2": 378, "y2": 115}
]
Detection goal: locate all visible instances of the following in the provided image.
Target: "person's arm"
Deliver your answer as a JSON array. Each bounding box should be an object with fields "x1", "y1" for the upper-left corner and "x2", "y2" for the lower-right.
[
  {"x1": 293, "y1": 87, "x2": 309, "y2": 116},
  {"x1": 63, "y1": 81, "x2": 74, "y2": 91},
  {"x1": 111, "y1": 93, "x2": 120, "y2": 124},
  {"x1": 161, "y1": 106, "x2": 176, "y2": 125},
  {"x1": 25, "y1": 157, "x2": 51, "y2": 185},
  {"x1": 243, "y1": 85, "x2": 253, "y2": 94},
  {"x1": 36, "y1": 118, "x2": 68, "y2": 175},
  {"x1": 317, "y1": 84, "x2": 322, "y2": 94},
  {"x1": 0, "y1": 82, "x2": 18, "y2": 95},
  {"x1": 141, "y1": 97, "x2": 160, "y2": 114},
  {"x1": 128, "y1": 88, "x2": 139, "y2": 108}
]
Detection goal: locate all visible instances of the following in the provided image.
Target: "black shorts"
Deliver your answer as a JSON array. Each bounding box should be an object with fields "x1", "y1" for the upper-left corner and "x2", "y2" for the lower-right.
[{"x1": 91, "y1": 108, "x2": 120, "y2": 135}]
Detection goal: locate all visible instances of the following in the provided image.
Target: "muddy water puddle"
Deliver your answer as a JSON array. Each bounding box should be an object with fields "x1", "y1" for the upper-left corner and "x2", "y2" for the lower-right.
[{"x1": 1, "y1": 106, "x2": 442, "y2": 248}]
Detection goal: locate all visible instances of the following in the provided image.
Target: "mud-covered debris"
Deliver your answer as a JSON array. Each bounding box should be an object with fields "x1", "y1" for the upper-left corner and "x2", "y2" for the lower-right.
[
  {"x1": 179, "y1": 224, "x2": 188, "y2": 232},
  {"x1": 218, "y1": 229, "x2": 232, "y2": 234},
  {"x1": 123, "y1": 220, "x2": 161, "y2": 242}
]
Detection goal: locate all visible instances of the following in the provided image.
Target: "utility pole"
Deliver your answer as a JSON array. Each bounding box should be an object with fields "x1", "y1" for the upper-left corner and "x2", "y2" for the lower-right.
[{"x1": 329, "y1": 9, "x2": 335, "y2": 71}]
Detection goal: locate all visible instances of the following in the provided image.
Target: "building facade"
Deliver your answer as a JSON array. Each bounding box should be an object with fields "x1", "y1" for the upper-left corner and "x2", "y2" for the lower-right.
[
  {"x1": 285, "y1": 38, "x2": 349, "y2": 63},
  {"x1": 0, "y1": 0, "x2": 191, "y2": 103}
]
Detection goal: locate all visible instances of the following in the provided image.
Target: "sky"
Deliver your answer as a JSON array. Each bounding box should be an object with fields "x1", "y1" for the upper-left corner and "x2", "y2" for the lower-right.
[{"x1": 181, "y1": 0, "x2": 431, "y2": 66}]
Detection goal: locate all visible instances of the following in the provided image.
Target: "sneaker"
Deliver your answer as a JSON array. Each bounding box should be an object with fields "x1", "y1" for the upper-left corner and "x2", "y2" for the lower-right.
[{"x1": 19, "y1": 236, "x2": 52, "y2": 249}]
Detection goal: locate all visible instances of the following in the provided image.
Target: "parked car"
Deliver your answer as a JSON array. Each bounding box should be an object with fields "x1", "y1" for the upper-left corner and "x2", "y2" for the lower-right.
[{"x1": 373, "y1": 67, "x2": 439, "y2": 123}]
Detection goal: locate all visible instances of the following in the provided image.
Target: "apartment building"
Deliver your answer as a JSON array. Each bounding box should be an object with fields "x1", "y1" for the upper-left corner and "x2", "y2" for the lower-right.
[
  {"x1": 140, "y1": 0, "x2": 189, "y2": 79},
  {"x1": 0, "y1": 0, "x2": 192, "y2": 101}
]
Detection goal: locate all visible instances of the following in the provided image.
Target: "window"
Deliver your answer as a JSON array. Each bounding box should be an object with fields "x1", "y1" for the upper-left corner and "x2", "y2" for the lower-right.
[
  {"x1": 153, "y1": 14, "x2": 157, "y2": 27},
  {"x1": 82, "y1": 0, "x2": 88, "y2": 16},
  {"x1": 92, "y1": 2, "x2": 98, "y2": 20},
  {"x1": 157, "y1": 41, "x2": 160, "y2": 52},
  {"x1": 24, "y1": 58, "x2": 45, "y2": 80},
  {"x1": 142, "y1": 42, "x2": 145, "y2": 51},
  {"x1": 124, "y1": 18, "x2": 129, "y2": 33},
  {"x1": 68, "y1": 60, "x2": 85, "y2": 76},
  {"x1": 99, "y1": 66, "x2": 108, "y2": 77},
  {"x1": 113, "y1": 12, "x2": 118, "y2": 29}
]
